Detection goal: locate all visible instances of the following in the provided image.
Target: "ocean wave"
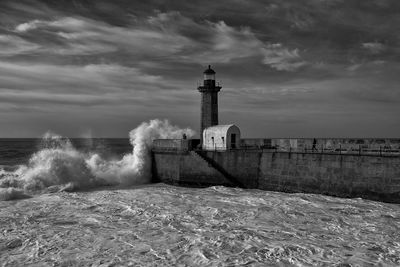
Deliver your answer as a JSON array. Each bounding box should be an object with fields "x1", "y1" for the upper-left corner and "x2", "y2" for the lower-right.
[{"x1": 0, "y1": 119, "x2": 194, "y2": 200}]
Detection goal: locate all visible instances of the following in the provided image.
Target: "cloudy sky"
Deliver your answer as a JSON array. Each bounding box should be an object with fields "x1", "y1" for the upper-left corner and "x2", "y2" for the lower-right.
[{"x1": 1, "y1": 0, "x2": 399, "y2": 138}]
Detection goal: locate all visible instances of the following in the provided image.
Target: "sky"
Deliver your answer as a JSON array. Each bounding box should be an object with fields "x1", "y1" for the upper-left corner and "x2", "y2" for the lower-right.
[{"x1": 0, "y1": 0, "x2": 399, "y2": 138}]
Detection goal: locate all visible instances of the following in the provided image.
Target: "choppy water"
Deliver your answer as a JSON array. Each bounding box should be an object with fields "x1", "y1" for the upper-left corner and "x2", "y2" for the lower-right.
[
  {"x1": 1, "y1": 185, "x2": 399, "y2": 266},
  {"x1": 0, "y1": 138, "x2": 132, "y2": 167},
  {"x1": 1, "y1": 122, "x2": 400, "y2": 266}
]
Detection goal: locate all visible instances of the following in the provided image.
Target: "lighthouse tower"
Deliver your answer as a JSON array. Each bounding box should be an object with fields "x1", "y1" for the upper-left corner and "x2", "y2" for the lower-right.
[{"x1": 198, "y1": 65, "x2": 222, "y2": 144}]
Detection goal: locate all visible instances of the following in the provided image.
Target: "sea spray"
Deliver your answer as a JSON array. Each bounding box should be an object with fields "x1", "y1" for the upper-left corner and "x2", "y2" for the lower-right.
[
  {"x1": 0, "y1": 119, "x2": 194, "y2": 200},
  {"x1": 0, "y1": 188, "x2": 30, "y2": 201},
  {"x1": 88, "y1": 119, "x2": 194, "y2": 185}
]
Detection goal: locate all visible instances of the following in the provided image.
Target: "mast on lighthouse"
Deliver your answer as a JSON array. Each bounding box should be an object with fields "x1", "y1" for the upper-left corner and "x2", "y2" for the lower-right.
[{"x1": 198, "y1": 65, "x2": 222, "y2": 145}]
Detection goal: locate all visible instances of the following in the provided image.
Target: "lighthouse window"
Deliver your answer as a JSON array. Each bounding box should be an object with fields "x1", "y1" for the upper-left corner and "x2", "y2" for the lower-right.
[{"x1": 204, "y1": 74, "x2": 215, "y2": 80}]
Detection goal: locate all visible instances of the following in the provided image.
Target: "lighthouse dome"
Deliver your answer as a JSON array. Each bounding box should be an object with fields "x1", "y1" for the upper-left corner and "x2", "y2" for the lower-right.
[{"x1": 204, "y1": 65, "x2": 216, "y2": 74}]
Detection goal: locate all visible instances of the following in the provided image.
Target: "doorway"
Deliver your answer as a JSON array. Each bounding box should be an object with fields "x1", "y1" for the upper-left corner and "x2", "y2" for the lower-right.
[{"x1": 231, "y1": 133, "x2": 236, "y2": 149}]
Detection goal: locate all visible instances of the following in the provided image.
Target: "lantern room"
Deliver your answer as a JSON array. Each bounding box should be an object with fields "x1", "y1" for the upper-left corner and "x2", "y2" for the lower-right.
[{"x1": 203, "y1": 65, "x2": 216, "y2": 81}]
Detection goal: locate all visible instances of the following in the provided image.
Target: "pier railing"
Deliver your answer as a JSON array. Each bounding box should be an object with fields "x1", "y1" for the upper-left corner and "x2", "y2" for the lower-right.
[
  {"x1": 239, "y1": 145, "x2": 400, "y2": 157},
  {"x1": 152, "y1": 139, "x2": 200, "y2": 153},
  {"x1": 239, "y1": 138, "x2": 400, "y2": 157},
  {"x1": 152, "y1": 138, "x2": 400, "y2": 157}
]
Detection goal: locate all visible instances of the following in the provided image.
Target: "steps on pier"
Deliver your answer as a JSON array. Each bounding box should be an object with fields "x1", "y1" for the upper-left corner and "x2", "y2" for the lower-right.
[{"x1": 193, "y1": 151, "x2": 246, "y2": 188}]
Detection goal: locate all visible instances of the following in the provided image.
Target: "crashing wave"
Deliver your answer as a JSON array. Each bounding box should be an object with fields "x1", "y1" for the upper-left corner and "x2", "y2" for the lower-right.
[{"x1": 0, "y1": 119, "x2": 194, "y2": 200}]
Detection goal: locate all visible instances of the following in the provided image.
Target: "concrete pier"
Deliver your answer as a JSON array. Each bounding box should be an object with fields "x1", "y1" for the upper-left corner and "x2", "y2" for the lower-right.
[{"x1": 152, "y1": 142, "x2": 400, "y2": 203}]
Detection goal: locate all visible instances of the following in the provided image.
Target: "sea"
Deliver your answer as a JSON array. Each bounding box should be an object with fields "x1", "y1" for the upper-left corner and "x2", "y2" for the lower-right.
[{"x1": 1, "y1": 130, "x2": 399, "y2": 266}]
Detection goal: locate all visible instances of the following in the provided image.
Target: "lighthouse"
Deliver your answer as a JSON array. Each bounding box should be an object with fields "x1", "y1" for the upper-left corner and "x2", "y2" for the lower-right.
[{"x1": 198, "y1": 65, "x2": 222, "y2": 144}]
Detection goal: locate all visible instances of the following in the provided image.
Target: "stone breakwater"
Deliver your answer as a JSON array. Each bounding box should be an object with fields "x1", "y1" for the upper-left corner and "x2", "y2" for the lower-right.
[{"x1": 152, "y1": 144, "x2": 400, "y2": 203}]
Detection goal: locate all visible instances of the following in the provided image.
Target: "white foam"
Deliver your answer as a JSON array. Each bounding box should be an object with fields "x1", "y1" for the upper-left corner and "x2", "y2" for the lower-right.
[{"x1": 0, "y1": 119, "x2": 194, "y2": 199}]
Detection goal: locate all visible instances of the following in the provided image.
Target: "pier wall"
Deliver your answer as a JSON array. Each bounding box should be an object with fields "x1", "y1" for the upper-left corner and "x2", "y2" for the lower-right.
[
  {"x1": 152, "y1": 151, "x2": 231, "y2": 186},
  {"x1": 153, "y1": 149, "x2": 400, "y2": 203}
]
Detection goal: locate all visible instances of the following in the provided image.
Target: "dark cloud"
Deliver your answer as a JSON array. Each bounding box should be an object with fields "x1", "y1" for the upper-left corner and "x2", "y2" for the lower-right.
[{"x1": 0, "y1": 0, "x2": 399, "y2": 137}]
